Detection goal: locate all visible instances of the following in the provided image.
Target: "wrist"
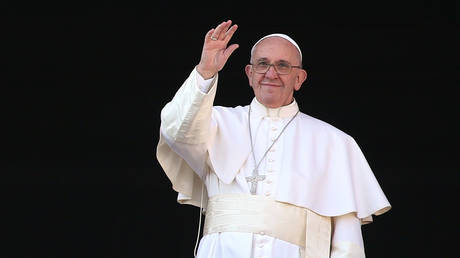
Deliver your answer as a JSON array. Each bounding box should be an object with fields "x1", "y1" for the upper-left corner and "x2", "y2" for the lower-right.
[{"x1": 196, "y1": 65, "x2": 216, "y2": 80}]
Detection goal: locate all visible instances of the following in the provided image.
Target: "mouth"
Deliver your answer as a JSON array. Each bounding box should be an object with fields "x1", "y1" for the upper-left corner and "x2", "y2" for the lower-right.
[{"x1": 260, "y1": 83, "x2": 282, "y2": 88}]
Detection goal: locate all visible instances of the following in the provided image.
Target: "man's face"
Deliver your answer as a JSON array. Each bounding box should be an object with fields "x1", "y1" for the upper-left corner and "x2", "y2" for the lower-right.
[{"x1": 245, "y1": 37, "x2": 307, "y2": 108}]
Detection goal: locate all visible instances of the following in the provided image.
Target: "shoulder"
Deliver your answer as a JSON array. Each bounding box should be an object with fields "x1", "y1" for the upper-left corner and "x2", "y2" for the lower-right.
[
  {"x1": 213, "y1": 104, "x2": 247, "y2": 113},
  {"x1": 211, "y1": 104, "x2": 249, "y2": 124},
  {"x1": 297, "y1": 112, "x2": 355, "y2": 143},
  {"x1": 212, "y1": 104, "x2": 248, "y2": 117}
]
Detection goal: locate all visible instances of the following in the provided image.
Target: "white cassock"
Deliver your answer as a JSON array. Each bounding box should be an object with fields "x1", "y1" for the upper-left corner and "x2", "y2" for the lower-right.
[{"x1": 156, "y1": 67, "x2": 391, "y2": 258}]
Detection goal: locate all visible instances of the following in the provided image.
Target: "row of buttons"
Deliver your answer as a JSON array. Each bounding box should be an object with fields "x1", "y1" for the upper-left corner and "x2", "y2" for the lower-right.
[
  {"x1": 262, "y1": 174, "x2": 274, "y2": 197},
  {"x1": 265, "y1": 119, "x2": 279, "y2": 198},
  {"x1": 253, "y1": 117, "x2": 283, "y2": 257}
]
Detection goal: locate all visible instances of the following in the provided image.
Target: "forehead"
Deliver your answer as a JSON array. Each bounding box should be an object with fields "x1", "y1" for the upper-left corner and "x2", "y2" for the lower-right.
[{"x1": 252, "y1": 37, "x2": 300, "y2": 63}]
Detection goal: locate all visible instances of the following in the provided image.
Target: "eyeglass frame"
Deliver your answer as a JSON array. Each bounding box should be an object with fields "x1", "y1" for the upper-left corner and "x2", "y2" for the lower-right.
[{"x1": 249, "y1": 61, "x2": 303, "y2": 75}]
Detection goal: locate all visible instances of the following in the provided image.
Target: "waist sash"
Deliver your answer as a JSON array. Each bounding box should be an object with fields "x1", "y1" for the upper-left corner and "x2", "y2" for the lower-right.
[{"x1": 203, "y1": 194, "x2": 331, "y2": 257}]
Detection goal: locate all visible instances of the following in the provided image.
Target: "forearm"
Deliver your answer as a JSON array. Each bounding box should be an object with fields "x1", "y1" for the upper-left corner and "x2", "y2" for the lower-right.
[{"x1": 160, "y1": 67, "x2": 218, "y2": 144}]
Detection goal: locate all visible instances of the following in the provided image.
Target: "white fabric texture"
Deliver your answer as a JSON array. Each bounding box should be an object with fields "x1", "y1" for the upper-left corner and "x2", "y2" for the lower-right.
[
  {"x1": 156, "y1": 68, "x2": 391, "y2": 257},
  {"x1": 203, "y1": 194, "x2": 309, "y2": 248}
]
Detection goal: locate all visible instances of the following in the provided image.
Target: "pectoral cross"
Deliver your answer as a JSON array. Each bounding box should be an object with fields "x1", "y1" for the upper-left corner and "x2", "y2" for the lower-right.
[
  {"x1": 246, "y1": 169, "x2": 266, "y2": 195},
  {"x1": 245, "y1": 105, "x2": 298, "y2": 195}
]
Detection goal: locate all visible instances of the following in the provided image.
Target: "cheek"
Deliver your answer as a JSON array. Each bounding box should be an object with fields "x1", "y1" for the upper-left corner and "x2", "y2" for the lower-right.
[{"x1": 250, "y1": 75, "x2": 261, "y2": 88}]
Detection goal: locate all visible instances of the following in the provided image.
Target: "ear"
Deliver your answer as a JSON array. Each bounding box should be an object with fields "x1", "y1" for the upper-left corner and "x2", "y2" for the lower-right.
[
  {"x1": 245, "y1": 64, "x2": 253, "y2": 87},
  {"x1": 294, "y1": 69, "x2": 307, "y2": 91}
]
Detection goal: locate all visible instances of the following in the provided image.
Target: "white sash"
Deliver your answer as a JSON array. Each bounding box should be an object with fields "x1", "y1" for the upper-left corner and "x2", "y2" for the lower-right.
[{"x1": 203, "y1": 194, "x2": 331, "y2": 257}]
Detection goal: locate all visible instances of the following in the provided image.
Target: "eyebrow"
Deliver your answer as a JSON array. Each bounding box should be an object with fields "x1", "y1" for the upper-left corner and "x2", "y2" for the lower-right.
[{"x1": 255, "y1": 58, "x2": 291, "y2": 63}]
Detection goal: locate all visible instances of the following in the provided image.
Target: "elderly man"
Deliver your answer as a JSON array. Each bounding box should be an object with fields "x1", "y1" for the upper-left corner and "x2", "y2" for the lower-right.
[{"x1": 156, "y1": 20, "x2": 391, "y2": 258}]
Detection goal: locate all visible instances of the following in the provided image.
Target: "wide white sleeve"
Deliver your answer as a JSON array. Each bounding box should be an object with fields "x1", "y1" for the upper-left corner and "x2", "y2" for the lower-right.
[
  {"x1": 330, "y1": 213, "x2": 366, "y2": 258},
  {"x1": 156, "y1": 68, "x2": 218, "y2": 206},
  {"x1": 159, "y1": 68, "x2": 217, "y2": 177}
]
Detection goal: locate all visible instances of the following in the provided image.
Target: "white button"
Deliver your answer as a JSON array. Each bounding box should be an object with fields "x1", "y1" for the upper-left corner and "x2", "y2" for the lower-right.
[
  {"x1": 265, "y1": 192, "x2": 271, "y2": 196},
  {"x1": 269, "y1": 148, "x2": 276, "y2": 152},
  {"x1": 271, "y1": 127, "x2": 277, "y2": 131},
  {"x1": 268, "y1": 159, "x2": 274, "y2": 163}
]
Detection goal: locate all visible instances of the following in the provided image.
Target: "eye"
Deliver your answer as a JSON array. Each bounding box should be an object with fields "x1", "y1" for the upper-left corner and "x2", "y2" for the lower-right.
[
  {"x1": 257, "y1": 61, "x2": 269, "y2": 66},
  {"x1": 276, "y1": 62, "x2": 290, "y2": 68}
]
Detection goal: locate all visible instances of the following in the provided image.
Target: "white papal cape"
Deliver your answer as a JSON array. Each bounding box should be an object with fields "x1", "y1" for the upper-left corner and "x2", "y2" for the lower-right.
[{"x1": 156, "y1": 68, "x2": 391, "y2": 257}]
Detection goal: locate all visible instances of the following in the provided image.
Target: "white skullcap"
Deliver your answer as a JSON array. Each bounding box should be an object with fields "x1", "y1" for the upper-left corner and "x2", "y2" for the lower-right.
[{"x1": 250, "y1": 33, "x2": 302, "y2": 61}]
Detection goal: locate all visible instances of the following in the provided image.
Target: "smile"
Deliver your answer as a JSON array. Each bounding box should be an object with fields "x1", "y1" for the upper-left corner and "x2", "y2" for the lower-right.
[{"x1": 260, "y1": 83, "x2": 282, "y2": 87}]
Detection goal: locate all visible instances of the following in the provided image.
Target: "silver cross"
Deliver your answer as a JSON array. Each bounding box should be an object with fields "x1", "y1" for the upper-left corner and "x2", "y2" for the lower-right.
[{"x1": 246, "y1": 169, "x2": 266, "y2": 194}]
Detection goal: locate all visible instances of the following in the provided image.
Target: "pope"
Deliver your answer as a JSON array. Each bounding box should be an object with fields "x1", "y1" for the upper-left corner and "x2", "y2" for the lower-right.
[{"x1": 156, "y1": 20, "x2": 391, "y2": 258}]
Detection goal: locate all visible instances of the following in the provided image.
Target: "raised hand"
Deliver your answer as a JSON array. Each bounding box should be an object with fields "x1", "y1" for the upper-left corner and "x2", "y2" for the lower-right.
[{"x1": 196, "y1": 20, "x2": 239, "y2": 79}]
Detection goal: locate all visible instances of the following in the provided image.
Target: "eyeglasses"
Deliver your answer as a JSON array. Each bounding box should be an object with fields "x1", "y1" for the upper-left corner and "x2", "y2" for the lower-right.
[{"x1": 250, "y1": 61, "x2": 302, "y2": 75}]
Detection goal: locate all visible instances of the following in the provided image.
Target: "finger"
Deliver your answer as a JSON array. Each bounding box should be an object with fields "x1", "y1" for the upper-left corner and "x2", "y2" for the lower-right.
[
  {"x1": 217, "y1": 20, "x2": 232, "y2": 40},
  {"x1": 205, "y1": 28, "x2": 215, "y2": 42},
  {"x1": 210, "y1": 21, "x2": 225, "y2": 39},
  {"x1": 223, "y1": 24, "x2": 238, "y2": 43},
  {"x1": 212, "y1": 20, "x2": 231, "y2": 40},
  {"x1": 223, "y1": 43, "x2": 239, "y2": 59}
]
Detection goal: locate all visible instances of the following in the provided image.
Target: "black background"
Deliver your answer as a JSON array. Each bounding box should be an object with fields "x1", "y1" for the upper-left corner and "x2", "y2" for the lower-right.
[{"x1": 3, "y1": 1, "x2": 458, "y2": 257}]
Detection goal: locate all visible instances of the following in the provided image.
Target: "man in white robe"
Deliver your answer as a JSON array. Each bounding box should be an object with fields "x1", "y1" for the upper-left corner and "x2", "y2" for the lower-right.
[{"x1": 156, "y1": 20, "x2": 391, "y2": 258}]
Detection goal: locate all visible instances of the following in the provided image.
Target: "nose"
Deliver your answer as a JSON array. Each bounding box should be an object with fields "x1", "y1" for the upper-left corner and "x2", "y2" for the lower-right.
[{"x1": 264, "y1": 65, "x2": 279, "y2": 79}]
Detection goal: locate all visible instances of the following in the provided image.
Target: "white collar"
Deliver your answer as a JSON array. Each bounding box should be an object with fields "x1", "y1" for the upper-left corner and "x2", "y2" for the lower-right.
[{"x1": 250, "y1": 97, "x2": 299, "y2": 119}]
